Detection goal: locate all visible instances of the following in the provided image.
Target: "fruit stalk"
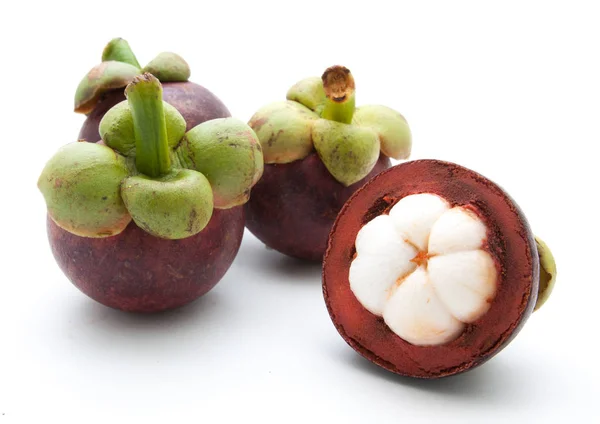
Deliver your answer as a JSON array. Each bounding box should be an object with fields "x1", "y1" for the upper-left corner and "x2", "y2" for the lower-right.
[
  {"x1": 126, "y1": 73, "x2": 171, "y2": 178},
  {"x1": 321, "y1": 65, "x2": 356, "y2": 124}
]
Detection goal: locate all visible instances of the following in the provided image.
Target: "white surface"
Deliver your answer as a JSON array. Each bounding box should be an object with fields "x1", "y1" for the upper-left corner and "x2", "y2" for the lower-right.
[
  {"x1": 350, "y1": 194, "x2": 497, "y2": 345},
  {"x1": 1, "y1": 0, "x2": 599, "y2": 422}
]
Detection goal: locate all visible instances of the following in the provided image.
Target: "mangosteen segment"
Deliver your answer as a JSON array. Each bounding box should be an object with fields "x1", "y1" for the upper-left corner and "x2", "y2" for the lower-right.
[{"x1": 350, "y1": 193, "x2": 498, "y2": 346}]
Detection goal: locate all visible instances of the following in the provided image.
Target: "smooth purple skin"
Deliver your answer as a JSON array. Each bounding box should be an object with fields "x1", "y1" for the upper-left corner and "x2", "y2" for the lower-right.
[
  {"x1": 78, "y1": 81, "x2": 231, "y2": 142},
  {"x1": 244, "y1": 153, "x2": 391, "y2": 261},
  {"x1": 48, "y1": 207, "x2": 244, "y2": 313}
]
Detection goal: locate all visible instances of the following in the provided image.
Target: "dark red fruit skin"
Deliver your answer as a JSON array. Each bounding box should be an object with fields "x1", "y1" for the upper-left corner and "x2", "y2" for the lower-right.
[
  {"x1": 48, "y1": 207, "x2": 244, "y2": 313},
  {"x1": 78, "y1": 81, "x2": 231, "y2": 142},
  {"x1": 323, "y1": 160, "x2": 540, "y2": 378},
  {"x1": 244, "y1": 153, "x2": 391, "y2": 261}
]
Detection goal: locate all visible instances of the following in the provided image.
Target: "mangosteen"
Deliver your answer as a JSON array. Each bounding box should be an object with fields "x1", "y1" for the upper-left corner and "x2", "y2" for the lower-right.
[
  {"x1": 75, "y1": 38, "x2": 230, "y2": 142},
  {"x1": 39, "y1": 74, "x2": 263, "y2": 313},
  {"x1": 245, "y1": 66, "x2": 412, "y2": 261},
  {"x1": 323, "y1": 160, "x2": 557, "y2": 378}
]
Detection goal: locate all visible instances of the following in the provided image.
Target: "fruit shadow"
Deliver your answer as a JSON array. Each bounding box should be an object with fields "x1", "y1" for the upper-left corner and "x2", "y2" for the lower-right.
[
  {"x1": 340, "y1": 347, "x2": 539, "y2": 408},
  {"x1": 234, "y1": 231, "x2": 323, "y2": 283},
  {"x1": 59, "y1": 287, "x2": 228, "y2": 358}
]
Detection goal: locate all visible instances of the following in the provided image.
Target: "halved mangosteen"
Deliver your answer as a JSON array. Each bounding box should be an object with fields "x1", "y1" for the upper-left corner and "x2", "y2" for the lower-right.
[{"x1": 323, "y1": 159, "x2": 556, "y2": 378}]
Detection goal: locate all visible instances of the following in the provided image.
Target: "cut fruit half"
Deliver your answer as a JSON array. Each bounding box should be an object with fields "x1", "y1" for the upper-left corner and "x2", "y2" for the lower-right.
[{"x1": 323, "y1": 160, "x2": 539, "y2": 378}]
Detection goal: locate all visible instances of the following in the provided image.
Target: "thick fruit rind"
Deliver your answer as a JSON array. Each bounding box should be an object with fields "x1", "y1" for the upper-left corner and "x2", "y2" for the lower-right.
[{"x1": 323, "y1": 160, "x2": 539, "y2": 378}]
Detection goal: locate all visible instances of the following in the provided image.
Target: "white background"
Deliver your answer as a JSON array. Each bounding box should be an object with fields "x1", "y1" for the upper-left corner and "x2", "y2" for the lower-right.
[{"x1": 1, "y1": 0, "x2": 598, "y2": 422}]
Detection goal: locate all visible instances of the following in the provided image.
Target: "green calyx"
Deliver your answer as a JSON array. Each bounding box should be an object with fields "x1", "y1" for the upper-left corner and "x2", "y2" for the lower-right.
[
  {"x1": 102, "y1": 38, "x2": 141, "y2": 68},
  {"x1": 122, "y1": 169, "x2": 213, "y2": 239},
  {"x1": 177, "y1": 118, "x2": 264, "y2": 208},
  {"x1": 248, "y1": 65, "x2": 412, "y2": 186},
  {"x1": 38, "y1": 142, "x2": 131, "y2": 237},
  {"x1": 74, "y1": 61, "x2": 140, "y2": 114},
  {"x1": 74, "y1": 38, "x2": 191, "y2": 115},
  {"x1": 142, "y1": 52, "x2": 190, "y2": 82},
  {"x1": 42, "y1": 75, "x2": 262, "y2": 240},
  {"x1": 99, "y1": 100, "x2": 186, "y2": 157},
  {"x1": 313, "y1": 120, "x2": 380, "y2": 186},
  {"x1": 248, "y1": 101, "x2": 316, "y2": 164},
  {"x1": 534, "y1": 236, "x2": 557, "y2": 311}
]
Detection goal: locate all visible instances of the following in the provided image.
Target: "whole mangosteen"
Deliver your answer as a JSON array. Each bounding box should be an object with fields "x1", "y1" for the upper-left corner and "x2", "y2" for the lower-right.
[
  {"x1": 75, "y1": 38, "x2": 230, "y2": 142},
  {"x1": 39, "y1": 74, "x2": 263, "y2": 313},
  {"x1": 323, "y1": 160, "x2": 557, "y2": 378},
  {"x1": 246, "y1": 66, "x2": 412, "y2": 261}
]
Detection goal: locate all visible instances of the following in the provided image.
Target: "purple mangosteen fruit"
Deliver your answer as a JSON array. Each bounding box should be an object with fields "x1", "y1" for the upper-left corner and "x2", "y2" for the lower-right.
[
  {"x1": 39, "y1": 74, "x2": 263, "y2": 312},
  {"x1": 245, "y1": 66, "x2": 412, "y2": 261},
  {"x1": 323, "y1": 160, "x2": 557, "y2": 378}
]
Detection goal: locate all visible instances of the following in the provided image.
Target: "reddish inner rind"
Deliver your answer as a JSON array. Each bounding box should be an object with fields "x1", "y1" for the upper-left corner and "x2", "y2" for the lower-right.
[
  {"x1": 323, "y1": 160, "x2": 539, "y2": 378},
  {"x1": 245, "y1": 153, "x2": 391, "y2": 261},
  {"x1": 78, "y1": 81, "x2": 231, "y2": 143},
  {"x1": 48, "y1": 207, "x2": 244, "y2": 313}
]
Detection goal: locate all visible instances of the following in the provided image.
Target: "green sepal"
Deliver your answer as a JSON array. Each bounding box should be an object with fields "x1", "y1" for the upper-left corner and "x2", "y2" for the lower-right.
[
  {"x1": 99, "y1": 100, "x2": 186, "y2": 157},
  {"x1": 101, "y1": 38, "x2": 141, "y2": 68},
  {"x1": 286, "y1": 76, "x2": 326, "y2": 114},
  {"x1": 353, "y1": 105, "x2": 412, "y2": 159},
  {"x1": 142, "y1": 52, "x2": 191, "y2": 82},
  {"x1": 74, "y1": 61, "x2": 141, "y2": 114},
  {"x1": 312, "y1": 119, "x2": 380, "y2": 186},
  {"x1": 121, "y1": 169, "x2": 213, "y2": 239},
  {"x1": 248, "y1": 101, "x2": 317, "y2": 164},
  {"x1": 37, "y1": 142, "x2": 131, "y2": 237},
  {"x1": 178, "y1": 118, "x2": 263, "y2": 209}
]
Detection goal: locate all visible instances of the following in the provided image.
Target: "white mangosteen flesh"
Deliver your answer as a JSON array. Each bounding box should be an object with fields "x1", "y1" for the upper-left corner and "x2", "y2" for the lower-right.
[{"x1": 349, "y1": 193, "x2": 498, "y2": 346}]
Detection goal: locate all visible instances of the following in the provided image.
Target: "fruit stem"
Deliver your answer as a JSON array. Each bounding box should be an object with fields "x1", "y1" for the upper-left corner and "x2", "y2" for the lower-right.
[
  {"x1": 126, "y1": 73, "x2": 171, "y2": 178},
  {"x1": 321, "y1": 65, "x2": 356, "y2": 124},
  {"x1": 102, "y1": 38, "x2": 141, "y2": 69}
]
